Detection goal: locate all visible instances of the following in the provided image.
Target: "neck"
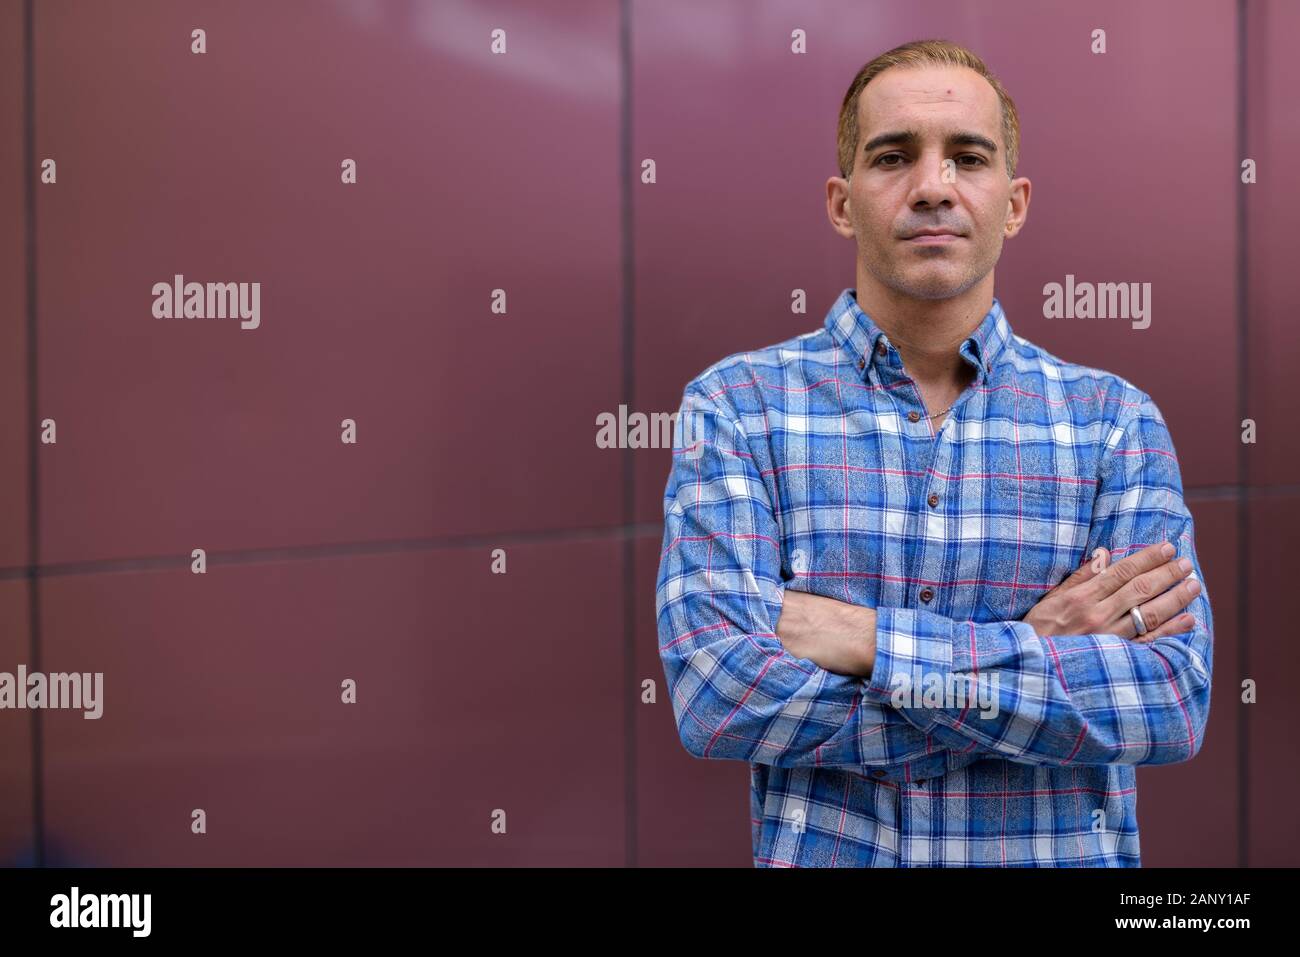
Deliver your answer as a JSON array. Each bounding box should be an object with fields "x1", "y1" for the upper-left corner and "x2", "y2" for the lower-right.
[{"x1": 853, "y1": 273, "x2": 993, "y2": 389}]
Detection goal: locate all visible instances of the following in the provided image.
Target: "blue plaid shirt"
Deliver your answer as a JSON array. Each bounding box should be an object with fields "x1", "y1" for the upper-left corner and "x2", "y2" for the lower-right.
[{"x1": 655, "y1": 288, "x2": 1213, "y2": 867}]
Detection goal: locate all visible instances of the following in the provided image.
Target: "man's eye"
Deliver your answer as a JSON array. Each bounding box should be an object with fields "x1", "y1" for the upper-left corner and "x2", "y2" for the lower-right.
[{"x1": 874, "y1": 154, "x2": 986, "y2": 168}]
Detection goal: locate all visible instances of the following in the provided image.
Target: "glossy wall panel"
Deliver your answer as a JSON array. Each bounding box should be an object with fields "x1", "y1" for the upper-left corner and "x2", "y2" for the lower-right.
[
  {"x1": 39, "y1": 540, "x2": 624, "y2": 866},
  {"x1": 1, "y1": 0, "x2": 27, "y2": 571},
  {"x1": 1245, "y1": 0, "x2": 1300, "y2": 485},
  {"x1": 1240, "y1": 0, "x2": 1300, "y2": 870},
  {"x1": 1245, "y1": 495, "x2": 1299, "y2": 866},
  {"x1": 34, "y1": 0, "x2": 623, "y2": 566},
  {"x1": 0, "y1": 582, "x2": 34, "y2": 866}
]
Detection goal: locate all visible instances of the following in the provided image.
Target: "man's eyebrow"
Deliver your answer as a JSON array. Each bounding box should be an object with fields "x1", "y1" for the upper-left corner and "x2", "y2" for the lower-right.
[{"x1": 861, "y1": 129, "x2": 999, "y2": 155}]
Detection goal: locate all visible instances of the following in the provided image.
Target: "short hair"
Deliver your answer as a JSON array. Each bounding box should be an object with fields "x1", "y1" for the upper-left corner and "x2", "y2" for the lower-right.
[{"x1": 836, "y1": 39, "x2": 1020, "y2": 180}]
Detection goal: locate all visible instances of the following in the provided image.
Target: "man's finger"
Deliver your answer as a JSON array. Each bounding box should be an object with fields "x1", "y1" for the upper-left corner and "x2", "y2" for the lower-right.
[
  {"x1": 1095, "y1": 541, "x2": 1175, "y2": 596},
  {"x1": 1133, "y1": 612, "x2": 1196, "y2": 643}
]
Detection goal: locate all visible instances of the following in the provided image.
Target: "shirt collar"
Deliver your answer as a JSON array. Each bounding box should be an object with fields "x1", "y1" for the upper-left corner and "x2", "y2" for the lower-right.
[{"x1": 823, "y1": 288, "x2": 1014, "y2": 380}]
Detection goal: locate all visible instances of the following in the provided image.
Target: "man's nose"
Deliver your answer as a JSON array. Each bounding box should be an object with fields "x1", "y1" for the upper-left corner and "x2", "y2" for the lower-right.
[{"x1": 908, "y1": 154, "x2": 957, "y2": 207}]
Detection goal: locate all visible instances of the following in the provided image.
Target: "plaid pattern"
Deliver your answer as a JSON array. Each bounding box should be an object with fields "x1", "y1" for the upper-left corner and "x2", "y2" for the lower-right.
[{"x1": 655, "y1": 288, "x2": 1213, "y2": 867}]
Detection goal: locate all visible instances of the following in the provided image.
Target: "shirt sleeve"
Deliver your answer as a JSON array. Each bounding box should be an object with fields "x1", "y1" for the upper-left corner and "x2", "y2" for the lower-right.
[
  {"x1": 863, "y1": 389, "x2": 1213, "y2": 766},
  {"x1": 655, "y1": 378, "x2": 986, "y2": 769}
]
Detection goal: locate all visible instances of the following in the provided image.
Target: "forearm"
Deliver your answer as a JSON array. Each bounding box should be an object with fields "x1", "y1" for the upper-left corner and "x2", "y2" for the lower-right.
[
  {"x1": 661, "y1": 596, "x2": 976, "y2": 768},
  {"x1": 861, "y1": 603, "x2": 1212, "y2": 766},
  {"x1": 773, "y1": 593, "x2": 1007, "y2": 765}
]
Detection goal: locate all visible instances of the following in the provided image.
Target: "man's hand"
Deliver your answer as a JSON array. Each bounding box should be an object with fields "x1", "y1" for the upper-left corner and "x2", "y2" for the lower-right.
[
  {"x1": 1023, "y1": 540, "x2": 1200, "y2": 643},
  {"x1": 775, "y1": 589, "x2": 877, "y2": 678}
]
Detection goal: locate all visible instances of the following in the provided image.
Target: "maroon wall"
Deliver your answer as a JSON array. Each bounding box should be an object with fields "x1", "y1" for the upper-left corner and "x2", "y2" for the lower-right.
[{"x1": 1, "y1": 0, "x2": 1293, "y2": 867}]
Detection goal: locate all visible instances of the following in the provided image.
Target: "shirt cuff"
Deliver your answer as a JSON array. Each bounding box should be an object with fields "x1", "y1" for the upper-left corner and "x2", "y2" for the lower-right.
[
  {"x1": 865, "y1": 606, "x2": 955, "y2": 702},
  {"x1": 865, "y1": 606, "x2": 1027, "y2": 724}
]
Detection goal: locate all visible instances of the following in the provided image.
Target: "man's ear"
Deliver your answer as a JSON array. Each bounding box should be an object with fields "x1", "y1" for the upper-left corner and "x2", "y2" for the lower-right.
[
  {"x1": 1002, "y1": 176, "x2": 1032, "y2": 238},
  {"x1": 826, "y1": 176, "x2": 858, "y2": 239}
]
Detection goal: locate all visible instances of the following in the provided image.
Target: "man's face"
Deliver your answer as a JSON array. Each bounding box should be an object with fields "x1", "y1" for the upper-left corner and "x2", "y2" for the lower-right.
[{"x1": 831, "y1": 64, "x2": 1028, "y2": 301}]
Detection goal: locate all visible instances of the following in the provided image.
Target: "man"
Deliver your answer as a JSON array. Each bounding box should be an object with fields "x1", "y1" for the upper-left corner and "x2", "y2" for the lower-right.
[{"x1": 654, "y1": 39, "x2": 1212, "y2": 867}]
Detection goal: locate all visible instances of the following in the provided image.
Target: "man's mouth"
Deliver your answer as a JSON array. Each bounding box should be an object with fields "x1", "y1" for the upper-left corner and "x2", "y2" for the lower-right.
[{"x1": 903, "y1": 231, "x2": 963, "y2": 245}]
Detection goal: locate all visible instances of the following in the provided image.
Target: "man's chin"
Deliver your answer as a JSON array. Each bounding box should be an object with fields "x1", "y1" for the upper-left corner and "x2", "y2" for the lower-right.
[{"x1": 884, "y1": 273, "x2": 976, "y2": 302}]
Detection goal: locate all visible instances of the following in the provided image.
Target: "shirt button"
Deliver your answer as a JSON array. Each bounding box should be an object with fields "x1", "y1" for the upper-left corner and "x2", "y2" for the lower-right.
[
  {"x1": 927, "y1": 492, "x2": 939, "y2": 507},
  {"x1": 915, "y1": 778, "x2": 927, "y2": 786},
  {"x1": 871, "y1": 769, "x2": 887, "y2": 778},
  {"x1": 857, "y1": 358, "x2": 865, "y2": 371},
  {"x1": 876, "y1": 341, "x2": 887, "y2": 356},
  {"x1": 907, "y1": 410, "x2": 920, "y2": 422},
  {"x1": 919, "y1": 587, "x2": 934, "y2": 602}
]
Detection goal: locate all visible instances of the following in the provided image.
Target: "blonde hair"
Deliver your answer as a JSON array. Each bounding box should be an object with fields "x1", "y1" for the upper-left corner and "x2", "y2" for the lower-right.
[{"x1": 836, "y1": 39, "x2": 1020, "y2": 180}]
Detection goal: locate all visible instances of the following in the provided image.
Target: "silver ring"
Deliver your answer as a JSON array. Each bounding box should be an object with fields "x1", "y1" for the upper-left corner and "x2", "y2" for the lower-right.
[{"x1": 1129, "y1": 605, "x2": 1148, "y2": 636}]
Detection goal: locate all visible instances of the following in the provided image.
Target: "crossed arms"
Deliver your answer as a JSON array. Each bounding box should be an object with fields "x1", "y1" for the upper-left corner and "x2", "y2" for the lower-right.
[{"x1": 654, "y1": 380, "x2": 1214, "y2": 770}]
